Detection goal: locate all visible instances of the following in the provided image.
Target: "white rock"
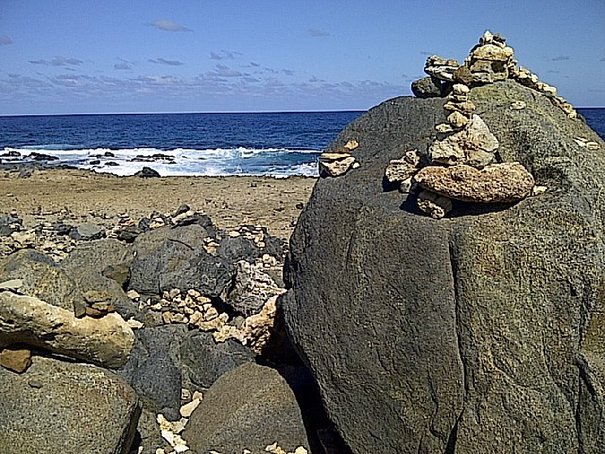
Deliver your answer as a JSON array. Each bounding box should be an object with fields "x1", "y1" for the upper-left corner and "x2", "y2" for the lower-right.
[
  {"x1": 179, "y1": 398, "x2": 201, "y2": 418},
  {"x1": 126, "y1": 319, "x2": 144, "y2": 329}
]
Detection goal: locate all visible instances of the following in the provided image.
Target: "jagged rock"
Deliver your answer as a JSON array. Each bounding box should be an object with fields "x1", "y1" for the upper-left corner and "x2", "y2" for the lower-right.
[
  {"x1": 217, "y1": 236, "x2": 261, "y2": 263},
  {"x1": 226, "y1": 260, "x2": 285, "y2": 317},
  {"x1": 0, "y1": 345, "x2": 32, "y2": 373},
  {"x1": 180, "y1": 331, "x2": 254, "y2": 388},
  {"x1": 0, "y1": 356, "x2": 140, "y2": 454},
  {"x1": 283, "y1": 80, "x2": 605, "y2": 452},
  {"x1": 424, "y1": 55, "x2": 460, "y2": 81},
  {"x1": 384, "y1": 150, "x2": 421, "y2": 184},
  {"x1": 61, "y1": 239, "x2": 138, "y2": 319},
  {"x1": 135, "y1": 166, "x2": 160, "y2": 178},
  {"x1": 414, "y1": 162, "x2": 535, "y2": 203},
  {"x1": 119, "y1": 325, "x2": 186, "y2": 420},
  {"x1": 0, "y1": 214, "x2": 22, "y2": 236},
  {"x1": 0, "y1": 292, "x2": 134, "y2": 368},
  {"x1": 411, "y1": 76, "x2": 442, "y2": 98},
  {"x1": 429, "y1": 114, "x2": 498, "y2": 167},
  {"x1": 183, "y1": 363, "x2": 309, "y2": 454},
  {"x1": 319, "y1": 154, "x2": 358, "y2": 177},
  {"x1": 128, "y1": 224, "x2": 234, "y2": 298},
  {"x1": 417, "y1": 190, "x2": 453, "y2": 219}
]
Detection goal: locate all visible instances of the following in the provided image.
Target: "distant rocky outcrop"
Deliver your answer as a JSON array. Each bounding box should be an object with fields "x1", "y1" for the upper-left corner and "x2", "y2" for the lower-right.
[{"x1": 284, "y1": 32, "x2": 605, "y2": 453}]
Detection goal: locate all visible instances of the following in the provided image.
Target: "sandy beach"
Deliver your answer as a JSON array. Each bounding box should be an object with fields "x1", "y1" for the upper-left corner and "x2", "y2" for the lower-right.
[{"x1": 0, "y1": 168, "x2": 316, "y2": 239}]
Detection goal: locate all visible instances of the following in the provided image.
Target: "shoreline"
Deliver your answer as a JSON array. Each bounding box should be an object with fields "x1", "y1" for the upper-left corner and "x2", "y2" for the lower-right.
[{"x1": 0, "y1": 168, "x2": 316, "y2": 239}]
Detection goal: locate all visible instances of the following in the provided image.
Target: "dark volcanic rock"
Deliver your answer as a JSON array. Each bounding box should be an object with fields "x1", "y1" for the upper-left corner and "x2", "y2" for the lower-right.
[
  {"x1": 411, "y1": 75, "x2": 443, "y2": 98},
  {"x1": 119, "y1": 325, "x2": 186, "y2": 420},
  {"x1": 134, "y1": 166, "x2": 160, "y2": 178},
  {"x1": 0, "y1": 356, "x2": 140, "y2": 454},
  {"x1": 217, "y1": 236, "x2": 261, "y2": 263},
  {"x1": 0, "y1": 214, "x2": 22, "y2": 236},
  {"x1": 129, "y1": 224, "x2": 234, "y2": 297},
  {"x1": 180, "y1": 331, "x2": 254, "y2": 388},
  {"x1": 183, "y1": 362, "x2": 309, "y2": 454},
  {"x1": 283, "y1": 80, "x2": 605, "y2": 452}
]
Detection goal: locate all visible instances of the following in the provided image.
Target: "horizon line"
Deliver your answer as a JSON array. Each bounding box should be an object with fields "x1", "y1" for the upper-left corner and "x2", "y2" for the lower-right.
[{"x1": 0, "y1": 108, "x2": 369, "y2": 118}]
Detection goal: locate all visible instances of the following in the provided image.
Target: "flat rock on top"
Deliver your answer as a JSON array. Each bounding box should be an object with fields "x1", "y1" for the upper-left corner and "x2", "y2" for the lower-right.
[{"x1": 283, "y1": 80, "x2": 605, "y2": 453}]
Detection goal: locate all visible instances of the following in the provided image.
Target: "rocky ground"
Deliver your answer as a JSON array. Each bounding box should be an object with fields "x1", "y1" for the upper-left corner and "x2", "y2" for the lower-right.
[{"x1": 0, "y1": 171, "x2": 342, "y2": 454}]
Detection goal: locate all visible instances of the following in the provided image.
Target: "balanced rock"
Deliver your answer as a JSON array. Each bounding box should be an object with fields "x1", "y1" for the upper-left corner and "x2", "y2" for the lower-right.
[
  {"x1": 0, "y1": 356, "x2": 140, "y2": 454},
  {"x1": 283, "y1": 78, "x2": 605, "y2": 452},
  {"x1": 416, "y1": 189, "x2": 453, "y2": 219},
  {"x1": 429, "y1": 114, "x2": 499, "y2": 167},
  {"x1": 411, "y1": 76, "x2": 442, "y2": 98},
  {"x1": 424, "y1": 55, "x2": 460, "y2": 82},
  {"x1": 414, "y1": 162, "x2": 535, "y2": 203},
  {"x1": 0, "y1": 292, "x2": 134, "y2": 368},
  {"x1": 319, "y1": 152, "x2": 358, "y2": 177}
]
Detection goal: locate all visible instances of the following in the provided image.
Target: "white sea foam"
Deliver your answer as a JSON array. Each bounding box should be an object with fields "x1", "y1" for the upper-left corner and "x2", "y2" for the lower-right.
[{"x1": 1, "y1": 146, "x2": 321, "y2": 177}]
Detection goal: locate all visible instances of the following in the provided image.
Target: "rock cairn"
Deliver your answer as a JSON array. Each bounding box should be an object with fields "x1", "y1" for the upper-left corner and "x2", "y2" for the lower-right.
[
  {"x1": 388, "y1": 31, "x2": 553, "y2": 218},
  {"x1": 418, "y1": 30, "x2": 578, "y2": 119}
]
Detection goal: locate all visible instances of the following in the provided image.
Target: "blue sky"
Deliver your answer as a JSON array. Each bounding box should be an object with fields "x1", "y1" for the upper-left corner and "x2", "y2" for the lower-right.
[{"x1": 0, "y1": 0, "x2": 604, "y2": 115}]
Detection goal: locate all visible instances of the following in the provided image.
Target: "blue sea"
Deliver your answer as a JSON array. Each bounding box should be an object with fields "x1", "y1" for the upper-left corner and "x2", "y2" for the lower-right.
[{"x1": 0, "y1": 108, "x2": 603, "y2": 177}]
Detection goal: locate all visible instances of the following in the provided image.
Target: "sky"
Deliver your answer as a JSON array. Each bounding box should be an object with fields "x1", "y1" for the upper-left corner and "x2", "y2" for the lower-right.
[{"x1": 0, "y1": 0, "x2": 604, "y2": 115}]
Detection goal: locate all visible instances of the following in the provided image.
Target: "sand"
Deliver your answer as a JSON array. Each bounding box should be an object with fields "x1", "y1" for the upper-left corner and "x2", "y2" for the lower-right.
[{"x1": 0, "y1": 169, "x2": 316, "y2": 239}]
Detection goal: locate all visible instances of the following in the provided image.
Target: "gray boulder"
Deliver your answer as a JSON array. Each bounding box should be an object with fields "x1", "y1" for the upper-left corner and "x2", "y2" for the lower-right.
[
  {"x1": 0, "y1": 356, "x2": 140, "y2": 454},
  {"x1": 0, "y1": 214, "x2": 22, "y2": 236},
  {"x1": 217, "y1": 235, "x2": 261, "y2": 263},
  {"x1": 180, "y1": 331, "x2": 254, "y2": 388},
  {"x1": 0, "y1": 249, "x2": 79, "y2": 311},
  {"x1": 61, "y1": 239, "x2": 138, "y2": 319},
  {"x1": 129, "y1": 224, "x2": 234, "y2": 297},
  {"x1": 411, "y1": 76, "x2": 443, "y2": 98},
  {"x1": 183, "y1": 362, "x2": 309, "y2": 454},
  {"x1": 119, "y1": 325, "x2": 186, "y2": 420},
  {"x1": 283, "y1": 80, "x2": 605, "y2": 452}
]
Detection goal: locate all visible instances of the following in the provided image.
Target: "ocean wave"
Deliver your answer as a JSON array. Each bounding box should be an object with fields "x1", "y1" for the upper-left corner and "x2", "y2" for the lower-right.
[{"x1": 1, "y1": 146, "x2": 321, "y2": 177}]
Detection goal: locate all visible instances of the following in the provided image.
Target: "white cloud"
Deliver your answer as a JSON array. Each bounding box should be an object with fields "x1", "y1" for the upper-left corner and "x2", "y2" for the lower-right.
[
  {"x1": 307, "y1": 28, "x2": 330, "y2": 37},
  {"x1": 147, "y1": 20, "x2": 191, "y2": 32},
  {"x1": 0, "y1": 35, "x2": 12, "y2": 45},
  {"x1": 29, "y1": 56, "x2": 84, "y2": 66},
  {"x1": 149, "y1": 58, "x2": 184, "y2": 66}
]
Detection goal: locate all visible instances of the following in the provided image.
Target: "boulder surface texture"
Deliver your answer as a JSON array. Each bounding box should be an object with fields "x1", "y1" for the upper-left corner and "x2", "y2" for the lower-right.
[
  {"x1": 0, "y1": 356, "x2": 140, "y2": 454},
  {"x1": 283, "y1": 80, "x2": 605, "y2": 452},
  {"x1": 184, "y1": 362, "x2": 309, "y2": 454}
]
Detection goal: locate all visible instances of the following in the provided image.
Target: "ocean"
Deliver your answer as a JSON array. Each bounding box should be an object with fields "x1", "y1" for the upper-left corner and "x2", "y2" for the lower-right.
[{"x1": 0, "y1": 108, "x2": 604, "y2": 177}]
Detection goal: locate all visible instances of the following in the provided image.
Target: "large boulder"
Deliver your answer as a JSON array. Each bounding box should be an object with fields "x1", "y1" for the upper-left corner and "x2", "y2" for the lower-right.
[
  {"x1": 283, "y1": 80, "x2": 605, "y2": 452},
  {"x1": 183, "y1": 362, "x2": 309, "y2": 454},
  {"x1": 128, "y1": 224, "x2": 234, "y2": 297},
  {"x1": 119, "y1": 325, "x2": 187, "y2": 420},
  {"x1": 61, "y1": 239, "x2": 138, "y2": 319},
  {"x1": 0, "y1": 249, "x2": 80, "y2": 312},
  {"x1": 180, "y1": 331, "x2": 254, "y2": 388},
  {"x1": 0, "y1": 291, "x2": 134, "y2": 368},
  {"x1": 0, "y1": 356, "x2": 140, "y2": 454}
]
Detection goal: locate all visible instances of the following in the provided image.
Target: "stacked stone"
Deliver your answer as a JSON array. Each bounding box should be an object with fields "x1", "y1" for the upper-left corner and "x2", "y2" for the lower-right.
[
  {"x1": 319, "y1": 139, "x2": 360, "y2": 177},
  {"x1": 455, "y1": 31, "x2": 514, "y2": 85},
  {"x1": 411, "y1": 83, "x2": 535, "y2": 218},
  {"x1": 413, "y1": 31, "x2": 579, "y2": 119}
]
